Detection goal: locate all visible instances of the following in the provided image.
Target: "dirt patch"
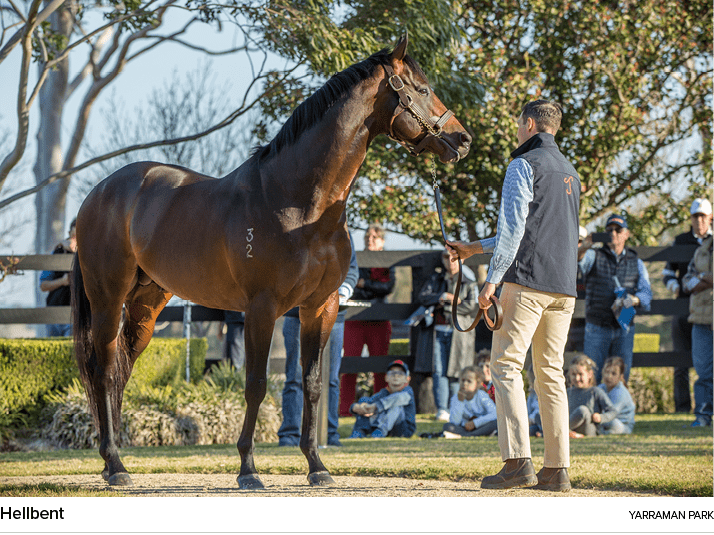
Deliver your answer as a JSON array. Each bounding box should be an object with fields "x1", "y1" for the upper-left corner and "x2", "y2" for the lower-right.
[{"x1": 2, "y1": 473, "x2": 661, "y2": 497}]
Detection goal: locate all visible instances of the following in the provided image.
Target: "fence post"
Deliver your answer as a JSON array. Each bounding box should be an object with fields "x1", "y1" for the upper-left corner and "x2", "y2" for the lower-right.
[{"x1": 183, "y1": 300, "x2": 192, "y2": 382}]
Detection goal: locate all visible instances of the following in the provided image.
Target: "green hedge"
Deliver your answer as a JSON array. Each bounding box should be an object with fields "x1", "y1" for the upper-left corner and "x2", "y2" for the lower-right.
[
  {"x1": 0, "y1": 339, "x2": 77, "y2": 418},
  {"x1": 0, "y1": 337, "x2": 207, "y2": 421},
  {"x1": 129, "y1": 338, "x2": 207, "y2": 388}
]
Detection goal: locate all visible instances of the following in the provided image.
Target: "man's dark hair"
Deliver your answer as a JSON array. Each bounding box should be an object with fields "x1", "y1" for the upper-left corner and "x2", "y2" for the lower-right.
[{"x1": 521, "y1": 100, "x2": 562, "y2": 134}]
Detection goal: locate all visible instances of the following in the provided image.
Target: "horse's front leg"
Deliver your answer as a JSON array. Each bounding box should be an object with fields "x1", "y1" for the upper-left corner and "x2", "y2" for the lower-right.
[
  {"x1": 299, "y1": 293, "x2": 339, "y2": 486},
  {"x1": 236, "y1": 297, "x2": 277, "y2": 490}
]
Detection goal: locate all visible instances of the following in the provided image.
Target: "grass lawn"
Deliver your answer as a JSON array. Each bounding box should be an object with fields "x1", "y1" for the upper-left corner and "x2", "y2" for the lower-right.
[{"x1": 0, "y1": 413, "x2": 711, "y2": 497}]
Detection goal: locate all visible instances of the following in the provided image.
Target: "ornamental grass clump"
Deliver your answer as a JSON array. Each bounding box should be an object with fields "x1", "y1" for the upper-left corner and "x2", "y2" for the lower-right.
[{"x1": 39, "y1": 362, "x2": 282, "y2": 449}]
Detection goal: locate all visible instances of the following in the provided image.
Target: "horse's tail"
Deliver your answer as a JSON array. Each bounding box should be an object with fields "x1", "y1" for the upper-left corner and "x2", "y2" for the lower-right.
[
  {"x1": 71, "y1": 252, "x2": 133, "y2": 437},
  {"x1": 71, "y1": 252, "x2": 100, "y2": 427}
]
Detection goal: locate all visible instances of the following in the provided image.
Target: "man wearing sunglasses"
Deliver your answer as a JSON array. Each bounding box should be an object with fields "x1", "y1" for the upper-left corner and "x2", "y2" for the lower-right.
[{"x1": 578, "y1": 214, "x2": 652, "y2": 383}]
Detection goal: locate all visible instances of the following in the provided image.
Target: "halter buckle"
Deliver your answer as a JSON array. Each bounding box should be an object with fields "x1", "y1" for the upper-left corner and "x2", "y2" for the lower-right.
[{"x1": 388, "y1": 75, "x2": 405, "y2": 92}]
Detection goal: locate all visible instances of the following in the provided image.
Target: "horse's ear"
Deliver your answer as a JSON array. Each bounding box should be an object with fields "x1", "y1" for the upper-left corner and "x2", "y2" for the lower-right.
[{"x1": 390, "y1": 33, "x2": 408, "y2": 63}]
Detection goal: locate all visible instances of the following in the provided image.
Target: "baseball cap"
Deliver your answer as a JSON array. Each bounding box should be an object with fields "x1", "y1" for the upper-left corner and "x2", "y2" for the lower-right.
[
  {"x1": 606, "y1": 214, "x2": 628, "y2": 229},
  {"x1": 387, "y1": 359, "x2": 409, "y2": 376},
  {"x1": 690, "y1": 198, "x2": 712, "y2": 216}
]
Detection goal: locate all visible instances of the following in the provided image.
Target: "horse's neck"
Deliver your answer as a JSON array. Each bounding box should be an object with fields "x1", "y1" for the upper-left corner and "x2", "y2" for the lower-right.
[{"x1": 264, "y1": 80, "x2": 382, "y2": 226}]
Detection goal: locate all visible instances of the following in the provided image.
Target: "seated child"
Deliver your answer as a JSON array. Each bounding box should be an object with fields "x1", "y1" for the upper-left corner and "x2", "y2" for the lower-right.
[
  {"x1": 567, "y1": 354, "x2": 618, "y2": 437},
  {"x1": 349, "y1": 359, "x2": 416, "y2": 438},
  {"x1": 597, "y1": 356, "x2": 635, "y2": 435},
  {"x1": 476, "y1": 351, "x2": 495, "y2": 403},
  {"x1": 442, "y1": 365, "x2": 497, "y2": 438}
]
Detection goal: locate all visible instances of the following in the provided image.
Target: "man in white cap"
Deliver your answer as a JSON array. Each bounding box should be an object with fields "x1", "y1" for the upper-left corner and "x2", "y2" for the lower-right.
[
  {"x1": 682, "y1": 225, "x2": 713, "y2": 427},
  {"x1": 662, "y1": 198, "x2": 713, "y2": 413}
]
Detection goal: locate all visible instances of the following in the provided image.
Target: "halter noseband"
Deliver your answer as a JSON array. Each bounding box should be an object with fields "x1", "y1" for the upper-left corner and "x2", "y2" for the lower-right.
[{"x1": 383, "y1": 64, "x2": 455, "y2": 156}]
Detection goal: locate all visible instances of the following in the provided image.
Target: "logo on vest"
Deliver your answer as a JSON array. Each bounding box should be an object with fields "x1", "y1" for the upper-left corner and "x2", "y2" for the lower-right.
[{"x1": 564, "y1": 175, "x2": 574, "y2": 195}]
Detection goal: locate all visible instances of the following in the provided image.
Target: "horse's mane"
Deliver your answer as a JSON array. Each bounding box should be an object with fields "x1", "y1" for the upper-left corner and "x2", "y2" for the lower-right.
[{"x1": 252, "y1": 49, "x2": 426, "y2": 162}]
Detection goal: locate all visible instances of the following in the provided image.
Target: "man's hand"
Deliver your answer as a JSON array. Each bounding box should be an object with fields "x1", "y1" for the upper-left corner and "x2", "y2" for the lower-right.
[
  {"x1": 464, "y1": 420, "x2": 476, "y2": 432},
  {"x1": 440, "y1": 292, "x2": 460, "y2": 305},
  {"x1": 666, "y1": 279, "x2": 680, "y2": 296},
  {"x1": 622, "y1": 295, "x2": 639, "y2": 308},
  {"x1": 577, "y1": 234, "x2": 593, "y2": 260},
  {"x1": 592, "y1": 413, "x2": 602, "y2": 424},
  {"x1": 446, "y1": 241, "x2": 482, "y2": 262},
  {"x1": 478, "y1": 282, "x2": 497, "y2": 310}
]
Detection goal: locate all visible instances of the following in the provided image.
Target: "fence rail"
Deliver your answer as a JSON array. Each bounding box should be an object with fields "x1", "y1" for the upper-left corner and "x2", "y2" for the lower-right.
[{"x1": 0, "y1": 246, "x2": 696, "y2": 372}]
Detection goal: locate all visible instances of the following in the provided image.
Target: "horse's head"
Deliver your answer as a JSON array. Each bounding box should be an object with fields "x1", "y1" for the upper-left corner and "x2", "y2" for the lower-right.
[{"x1": 383, "y1": 35, "x2": 471, "y2": 164}]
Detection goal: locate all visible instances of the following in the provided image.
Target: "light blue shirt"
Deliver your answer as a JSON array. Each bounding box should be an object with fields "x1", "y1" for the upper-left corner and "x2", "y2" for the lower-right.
[
  {"x1": 598, "y1": 381, "x2": 635, "y2": 432},
  {"x1": 579, "y1": 248, "x2": 652, "y2": 310},
  {"x1": 481, "y1": 158, "x2": 534, "y2": 284}
]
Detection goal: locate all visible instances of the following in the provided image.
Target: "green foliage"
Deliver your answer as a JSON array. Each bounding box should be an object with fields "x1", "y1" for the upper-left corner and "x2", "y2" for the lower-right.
[
  {"x1": 0, "y1": 339, "x2": 78, "y2": 420},
  {"x1": 128, "y1": 337, "x2": 207, "y2": 388},
  {"x1": 38, "y1": 364, "x2": 282, "y2": 448},
  {"x1": 629, "y1": 367, "x2": 675, "y2": 414},
  {"x1": 0, "y1": 337, "x2": 206, "y2": 435},
  {"x1": 351, "y1": 0, "x2": 712, "y2": 243}
]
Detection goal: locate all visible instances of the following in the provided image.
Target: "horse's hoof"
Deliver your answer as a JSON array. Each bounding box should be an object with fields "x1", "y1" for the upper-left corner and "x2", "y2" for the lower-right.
[
  {"x1": 308, "y1": 471, "x2": 335, "y2": 486},
  {"x1": 101, "y1": 469, "x2": 109, "y2": 481},
  {"x1": 107, "y1": 472, "x2": 134, "y2": 486},
  {"x1": 237, "y1": 474, "x2": 265, "y2": 490}
]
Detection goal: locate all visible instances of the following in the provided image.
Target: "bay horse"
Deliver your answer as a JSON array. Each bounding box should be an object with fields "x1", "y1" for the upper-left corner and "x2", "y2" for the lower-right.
[{"x1": 71, "y1": 34, "x2": 471, "y2": 489}]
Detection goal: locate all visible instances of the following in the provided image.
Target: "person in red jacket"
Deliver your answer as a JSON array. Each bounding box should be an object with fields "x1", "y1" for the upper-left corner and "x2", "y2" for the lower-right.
[{"x1": 340, "y1": 224, "x2": 395, "y2": 416}]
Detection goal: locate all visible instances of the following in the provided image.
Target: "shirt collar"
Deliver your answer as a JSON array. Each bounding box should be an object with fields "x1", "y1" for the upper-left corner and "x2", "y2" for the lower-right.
[{"x1": 511, "y1": 132, "x2": 557, "y2": 159}]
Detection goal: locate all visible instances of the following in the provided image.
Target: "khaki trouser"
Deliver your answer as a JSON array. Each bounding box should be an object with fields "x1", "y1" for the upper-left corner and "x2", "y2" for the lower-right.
[{"x1": 491, "y1": 283, "x2": 574, "y2": 468}]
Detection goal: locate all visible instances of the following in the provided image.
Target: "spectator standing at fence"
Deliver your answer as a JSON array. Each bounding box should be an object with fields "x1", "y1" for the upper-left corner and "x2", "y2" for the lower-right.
[
  {"x1": 662, "y1": 198, "x2": 713, "y2": 413},
  {"x1": 414, "y1": 248, "x2": 479, "y2": 421},
  {"x1": 217, "y1": 311, "x2": 245, "y2": 369},
  {"x1": 597, "y1": 356, "x2": 635, "y2": 435},
  {"x1": 340, "y1": 224, "x2": 395, "y2": 416},
  {"x1": 278, "y1": 232, "x2": 359, "y2": 447},
  {"x1": 682, "y1": 231, "x2": 713, "y2": 428},
  {"x1": 39, "y1": 218, "x2": 77, "y2": 337},
  {"x1": 448, "y1": 100, "x2": 579, "y2": 492},
  {"x1": 578, "y1": 214, "x2": 652, "y2": 383},
  {"x1": 349, "y1": 359, "x2": 416, "y2": 438}
]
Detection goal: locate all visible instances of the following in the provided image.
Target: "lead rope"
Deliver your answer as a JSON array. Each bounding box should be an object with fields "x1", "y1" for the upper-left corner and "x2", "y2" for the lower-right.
[{"x1": 432, "y1": 161, "x2": 502, "y2": 332}]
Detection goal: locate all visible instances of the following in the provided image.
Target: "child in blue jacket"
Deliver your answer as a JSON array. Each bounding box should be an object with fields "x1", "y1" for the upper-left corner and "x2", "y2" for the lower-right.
[{"x1": 349, "y1": 360, "x2": 416, "y2": 438}]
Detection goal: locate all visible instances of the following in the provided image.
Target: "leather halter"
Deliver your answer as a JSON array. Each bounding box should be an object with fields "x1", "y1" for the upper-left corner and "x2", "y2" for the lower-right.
[
  {"x1": 382, "y1": 63, "x2": 502, "y2": 332},
  {"x1": 383, "y1": 64, "x2": 454, "y2": 156}
]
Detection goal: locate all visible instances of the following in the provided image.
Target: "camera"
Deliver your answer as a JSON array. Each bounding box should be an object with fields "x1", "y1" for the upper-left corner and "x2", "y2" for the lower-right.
[{"x1": 591, "y1": 232, "x2": 612, "y2": 243}]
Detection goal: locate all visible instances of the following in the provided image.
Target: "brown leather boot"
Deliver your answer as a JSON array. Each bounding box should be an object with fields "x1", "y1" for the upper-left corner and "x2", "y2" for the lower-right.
[
  {"x1": 481, "y1": 458, "x2": 538, "y2": 489},
  {"x1": 532, "y1": 466, "x2": 571, "y2": 492}
]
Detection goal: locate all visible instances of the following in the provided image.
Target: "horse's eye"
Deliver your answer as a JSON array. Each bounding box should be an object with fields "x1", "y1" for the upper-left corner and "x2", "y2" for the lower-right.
[{"x1": 418, "y1": 88, "x2": 430, "y2": 96}]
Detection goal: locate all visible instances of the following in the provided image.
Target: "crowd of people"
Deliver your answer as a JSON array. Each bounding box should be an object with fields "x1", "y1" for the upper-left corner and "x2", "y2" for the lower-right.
[{"x1": 41, "y1": 99, "x2": 711, "y2": 492}]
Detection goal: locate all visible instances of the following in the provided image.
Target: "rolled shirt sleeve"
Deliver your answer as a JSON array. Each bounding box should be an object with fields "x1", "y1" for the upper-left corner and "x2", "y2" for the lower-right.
[{"x1": 483, "y1": 158, "x2": 534, "y2": 284}]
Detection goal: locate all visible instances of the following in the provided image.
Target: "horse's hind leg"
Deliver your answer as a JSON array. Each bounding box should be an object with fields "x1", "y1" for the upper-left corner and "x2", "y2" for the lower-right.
[
  {"x1": 87, "y1": 294, "x2": 134, "y2": 486},
  {"x1": 298, "y1": 294, "x2": 338, "y2": 486},
  {"x1": 236, "y1": 297, "x2": 278, "y2": 490}
]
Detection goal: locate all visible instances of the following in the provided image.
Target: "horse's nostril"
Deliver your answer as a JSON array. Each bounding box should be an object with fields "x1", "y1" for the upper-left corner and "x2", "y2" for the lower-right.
[{"x1": 461, "y1": 132, "x2": 472, "y2": 146}]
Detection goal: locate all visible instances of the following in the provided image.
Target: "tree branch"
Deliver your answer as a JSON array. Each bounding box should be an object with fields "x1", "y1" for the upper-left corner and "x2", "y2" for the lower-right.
[
  {"x1": 0, "y1": 64, "x2": 299, "y2": 210},
  {"x1": 0, "y1": 0, "x2": 64, "y2": 64}
]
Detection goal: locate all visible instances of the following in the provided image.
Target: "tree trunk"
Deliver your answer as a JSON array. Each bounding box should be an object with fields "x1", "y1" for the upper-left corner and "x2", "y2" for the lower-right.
[{"x1": 33, "y1": 1, "x2": 72, "y2": 307}]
